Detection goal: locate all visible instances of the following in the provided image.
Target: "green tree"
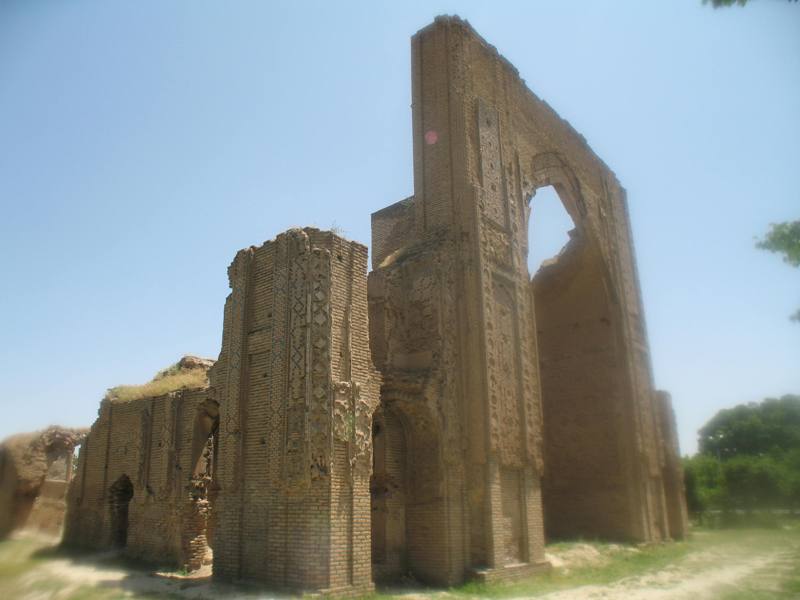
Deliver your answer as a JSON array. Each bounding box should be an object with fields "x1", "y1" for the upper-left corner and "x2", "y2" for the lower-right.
[
  {"x1": 757, "y1": 220, "x2": 800, "y2": 321},
  {"x1": 684, "y1": 453, "x2": 724, "y2": 516},
  {"x1": 705, "y1": 0, "x2": 747, "y2": 6},
  {"x1": 782, "y1": 448, "x2": 800, "y2": 509},
  {"x1": 687, "y1": 395, "x2": 800, "y2": 520},
  {"x1": 758, "y1": 221, "x2": 800, "y2": 267},
  {"x1": 698, "y1": 395, "x2": 800, "y2": 459},
  {"x1": 705, "y1": 0, "x2": 798, "y2": 7},
  {"x1": 721, "y1": 455, "x2": 786, "y2": 511}
]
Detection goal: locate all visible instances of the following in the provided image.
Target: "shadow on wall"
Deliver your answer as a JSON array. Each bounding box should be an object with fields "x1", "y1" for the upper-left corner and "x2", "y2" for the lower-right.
[{"x1": 109, "y1": 474, "x2": 134, "y2": 548}]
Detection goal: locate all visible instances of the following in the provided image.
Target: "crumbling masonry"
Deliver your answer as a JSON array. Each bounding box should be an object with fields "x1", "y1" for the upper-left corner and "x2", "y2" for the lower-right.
[
  {"x1": 63, "y1": 16, "x2": 688, "y2": 595},
  {"x1": 0, "y1": 427, "x2": 85, "y2": 539},
  {"x1": 63, "y1": 357, "x2": 218, "y2": 570}
]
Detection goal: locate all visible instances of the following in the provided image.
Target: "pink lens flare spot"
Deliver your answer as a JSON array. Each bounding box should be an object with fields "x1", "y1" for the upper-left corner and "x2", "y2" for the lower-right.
[{"x1": 424, "y1": 130, "x2": 438, "y2": 145}]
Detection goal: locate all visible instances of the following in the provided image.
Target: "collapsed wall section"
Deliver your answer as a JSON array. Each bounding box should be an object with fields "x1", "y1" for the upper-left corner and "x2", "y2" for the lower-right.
[
  {"x1": 210, "y1": 228, "x2": 380, "y2": 595},
  {"x1": 0, "y1": 427, "x2": 85, "y2": 538}
]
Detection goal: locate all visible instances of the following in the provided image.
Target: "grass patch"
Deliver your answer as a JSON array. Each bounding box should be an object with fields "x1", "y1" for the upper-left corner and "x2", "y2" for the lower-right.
[
  {"x1": 450, "y1": 540, "x2": 693, "y2": 598},
  {"x1": 376, "y1": 526, "x2": 800, "y2": 600},
  {"x1": 3, "y1": 526, "x2": 799, "y2": 599},
  {"x1": 441, "y1": 527, "x2": 800, "y2": 599},
  {"x1": 106, "y1": 364, "x2": 208, "y2": 403},
  {"x1": 0, "y1": 537, "x2": 45, "y2": 580},
  {"x1": 713, "y1": 526, "x2": 800, "y2": 599},
  {"x1": 0, "y1": 536, "x2": 60, "y2": 599},
  {"x1": 0, "y1": 536, "x2": 193, "y2": 600}
]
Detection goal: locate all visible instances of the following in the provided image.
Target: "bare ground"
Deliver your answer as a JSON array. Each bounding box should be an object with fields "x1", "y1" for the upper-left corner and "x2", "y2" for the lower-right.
[
  {"x1": 531, "y1": 544, "x2": 797, "y2": 599},
  {"x1": 1, "y1": 526, "x2": 798, "y2": 599}
]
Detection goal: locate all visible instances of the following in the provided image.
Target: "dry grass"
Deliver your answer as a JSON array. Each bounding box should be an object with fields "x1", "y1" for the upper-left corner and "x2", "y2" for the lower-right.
[{"x1": 106, "y1": 365, "x2": 208, "y2": 403}]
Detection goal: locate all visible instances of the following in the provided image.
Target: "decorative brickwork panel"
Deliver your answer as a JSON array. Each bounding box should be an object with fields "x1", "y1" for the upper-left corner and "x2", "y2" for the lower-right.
[
  {"x1": 209, "y1": 228, "x2": 380, "y2": 595},
  {"x1": 483, "y1": 223, "x2": 513, "y2": 270},
  {"x1": 219, "y1": 250, "x2": 252, "y2": 493},
  {"x1": 489, "y1": 279, "x2": 523, "y2": 466},
  {"x1": 285, "y1": 233, "x2": 311, "y2": 489},
  {"x1": 309, "y1": 247, "x2": 332, "y2": 482},
  {"x1": 478, "y1": 99, "x2": 506, "y2": 228}
]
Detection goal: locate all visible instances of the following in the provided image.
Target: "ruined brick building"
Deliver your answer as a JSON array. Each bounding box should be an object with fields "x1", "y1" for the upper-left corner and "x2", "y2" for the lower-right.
[
  {"x1": 63, "y1": 357, "x2": 217, "y2": 569},
  {"x1": 63, "y1": 16, "x2": 688, "y2": 596}
]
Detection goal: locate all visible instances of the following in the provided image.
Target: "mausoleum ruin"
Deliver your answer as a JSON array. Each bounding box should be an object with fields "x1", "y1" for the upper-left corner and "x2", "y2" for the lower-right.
[{"x1": 62, "y1": 16, "x2": 688, "y2": 596}]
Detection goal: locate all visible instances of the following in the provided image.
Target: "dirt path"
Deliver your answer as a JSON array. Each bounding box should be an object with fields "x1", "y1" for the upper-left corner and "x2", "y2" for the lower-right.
[
  {"x1": 1, "y1": 532, "x2": 254, "y2": 600},
  {"x1": 2, "y1": 527, "x2": 798, "y2": 599},
  {"x1": 22, "y1": 558, "x2": 217, "y2": 600},
  {"x1": 529, "y1": 547, "x2": 795, "y2": 599}
]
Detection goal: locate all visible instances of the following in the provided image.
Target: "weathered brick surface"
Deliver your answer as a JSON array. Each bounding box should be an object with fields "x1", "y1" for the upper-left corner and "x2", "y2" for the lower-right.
[
  {"x1": 209, "y1": 228, "x2": 380, "y2": 594},
  {"x1": 368, "y1": 15, "x2": 686, "y2": 584},
  {"x1": 62, "y1": 15, "x2": 686, "y2": 596},
  {"x1": 63, "y1": 387, "x2": 216, "y2": 570},
  {"x1": 655, "y1": 390, "x2": 689, "y2": 540}
]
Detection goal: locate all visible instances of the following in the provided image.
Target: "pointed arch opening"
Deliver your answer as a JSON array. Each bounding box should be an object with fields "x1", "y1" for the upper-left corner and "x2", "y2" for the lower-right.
[
  {"x1": 524, "y1": 172, "x2": 631, "y2": 541},
  {"x1": 526, "y1": 185, "x2": 576, "y2": 279},
  {"x1": 109, "y1": 474, "x2": 133, "y2": 548},
  {"x1": 369, "y1": 392, "x2": 445, "y2": 585}
]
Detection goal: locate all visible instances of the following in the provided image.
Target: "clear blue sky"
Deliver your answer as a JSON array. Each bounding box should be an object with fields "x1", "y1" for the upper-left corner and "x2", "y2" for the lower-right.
[{"x1": 1, "y1": 1, "x2": 798, "y2": 455}]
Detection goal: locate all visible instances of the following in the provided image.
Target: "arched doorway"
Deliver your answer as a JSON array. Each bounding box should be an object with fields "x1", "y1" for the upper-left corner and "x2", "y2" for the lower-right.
[
  {"x1": 109, "y1": 474, "x2": 133, "y2": 548},
  {"x1": 525, "y1": 160, "x2": 631, "y2": 541},
  {"x1": 369, "y1": 394, "x2": 445, "y2": 584}
]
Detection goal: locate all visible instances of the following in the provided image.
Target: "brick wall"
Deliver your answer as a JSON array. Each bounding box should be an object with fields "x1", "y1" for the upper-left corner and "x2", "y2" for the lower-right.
[
  {"x1": 534, "y1": 235, "x2": 635, "y2": 539},
  {"x1": 64, "y1": 387, "x2": 214, "y2": 570},
  {"x1": 655, "y1": 391, "x2": 689, "y2": 539},
  {"x1": 367, "y1": 15, "x2": 686, "y2": 585},
  {"x1": 210, "y1": 228, "x2": 380, "y2": 595},
  {"x1": 371, "y1": 197, "x2": 415, "y2": 270}
]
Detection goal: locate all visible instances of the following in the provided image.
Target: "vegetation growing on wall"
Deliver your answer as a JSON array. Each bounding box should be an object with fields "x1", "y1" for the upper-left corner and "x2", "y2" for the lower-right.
[{"x1": 105, "y1": 357, "x2": 211, "y2": 403}]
